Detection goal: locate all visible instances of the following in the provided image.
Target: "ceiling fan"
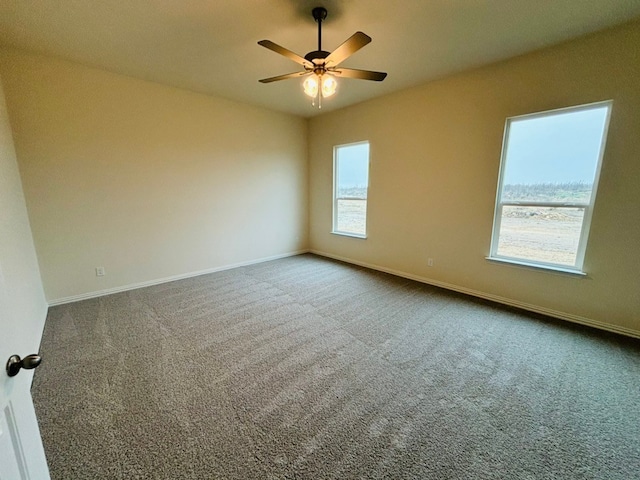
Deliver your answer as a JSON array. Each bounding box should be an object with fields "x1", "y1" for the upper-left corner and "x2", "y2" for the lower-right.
[{"x1": 258, "y1": 6, "x2": 387, "y2": 106}]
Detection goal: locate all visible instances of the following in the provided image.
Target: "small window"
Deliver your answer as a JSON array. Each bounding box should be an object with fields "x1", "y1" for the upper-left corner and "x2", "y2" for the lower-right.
[
  {"x1": 333, "y1": 142, "x2": 370, "y2": 238},
  {"x1": 489, "y1": 101, "x2": 612, "y2": 273}
]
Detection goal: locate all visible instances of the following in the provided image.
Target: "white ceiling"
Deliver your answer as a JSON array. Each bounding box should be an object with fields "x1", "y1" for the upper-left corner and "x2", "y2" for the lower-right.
[{"x1": 1, "y1": 1, "x2": 640, "y2": 118}]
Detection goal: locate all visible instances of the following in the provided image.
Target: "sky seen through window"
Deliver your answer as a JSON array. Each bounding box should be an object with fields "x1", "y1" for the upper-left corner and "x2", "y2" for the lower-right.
[{"x1": 503, "y1": 105, "x2": 609, "y2": 186}]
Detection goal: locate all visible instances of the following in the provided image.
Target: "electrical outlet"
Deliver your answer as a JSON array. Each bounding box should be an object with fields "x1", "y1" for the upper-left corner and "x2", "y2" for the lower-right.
[
  {"x1": 96, "y1": 267, "x2": 105, "y2": 276},
  {"x1": 427, "y1": 258, "x2": 434, "y2": 267}
]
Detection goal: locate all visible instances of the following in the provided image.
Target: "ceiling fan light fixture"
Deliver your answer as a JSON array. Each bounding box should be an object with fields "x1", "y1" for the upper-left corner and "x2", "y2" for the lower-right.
[
  {"x1": 303, "y1": 74, "x2": 337, "y2": 99},
  {"x1": 321, "y1": 75, "x2": 337, "y2": 97},
  {"x1": 303, "y1": 75, "x2": 319, "y2": 97},
  {"x1": 258, "y1": 6, "x2": 386, "y2": 107}
]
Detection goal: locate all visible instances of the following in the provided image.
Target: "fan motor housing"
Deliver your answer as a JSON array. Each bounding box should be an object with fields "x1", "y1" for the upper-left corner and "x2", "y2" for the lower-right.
[{"x1": 304, "y1": 50, "x2": 330, "y2": 63}]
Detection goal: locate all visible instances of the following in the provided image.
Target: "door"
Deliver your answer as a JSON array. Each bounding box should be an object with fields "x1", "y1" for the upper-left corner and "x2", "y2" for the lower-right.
[
  {"x1": 0, "y1": 366, "x2": 48, "y2": 480},
  {"x1": 1, "y1": 73, "x2": 50, "y2": 479}
]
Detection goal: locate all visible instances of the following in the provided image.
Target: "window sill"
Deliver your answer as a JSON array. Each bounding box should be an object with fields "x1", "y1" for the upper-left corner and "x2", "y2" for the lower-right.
[
  {"x1": 486, "y1": 256, "x2": 587, "y2": 277},
  {"x1": 331, "y1": 231, "x2": 367, "y2": 239}
]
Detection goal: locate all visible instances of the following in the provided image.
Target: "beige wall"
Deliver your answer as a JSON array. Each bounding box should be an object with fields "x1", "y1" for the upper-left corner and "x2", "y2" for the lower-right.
[
  {"x1": 0, "y1": 49, "x2": 308, "y2": 303},
  {"x1": 309, "y1": 21, "x2": 640, "y2": 336},
  {"x1": 0, "y1": 72, "x2": 47, "y2": 354}
]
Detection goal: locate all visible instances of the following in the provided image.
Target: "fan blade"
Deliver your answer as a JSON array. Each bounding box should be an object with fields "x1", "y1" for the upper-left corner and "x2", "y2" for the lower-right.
[
  {"x1": 324, "y1": 32, "x2": 371, "y2": 67},
  {"x1": 259, "y1": 71, "x2": 310, "y2": 83},
  {"x1": 258, "y1": 40, "x2": 310, "y2": 67},
  {"x1": 330, "y1": 68, "x2": 387, "y2": 81}
]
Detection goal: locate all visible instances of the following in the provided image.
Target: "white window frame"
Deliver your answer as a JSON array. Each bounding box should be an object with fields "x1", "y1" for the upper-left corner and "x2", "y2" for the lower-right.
[
  {"x1": 488, "y1": 101, "x2": 612, "y2": 274},
  {"x1": 332, "y1": 141, "x2": 370, "y2": 239}
]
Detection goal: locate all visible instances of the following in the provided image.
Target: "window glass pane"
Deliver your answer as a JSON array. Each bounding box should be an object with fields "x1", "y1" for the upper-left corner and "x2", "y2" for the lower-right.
[
  {"x1": 502, "y1": 106, "x2": 609, "y2": 204},
  {"x1": 334, "y1": 142, "x2": 369, "y2": 236},
  {"x1": 336, "y1": 199, "x2": 367, "y2": 235},
  {"x1": 337, "y1": 143, "x2": 369, "y2": 199},
  {"x1": 497, "y1": 206, "x2": 585, "y2": 266}
]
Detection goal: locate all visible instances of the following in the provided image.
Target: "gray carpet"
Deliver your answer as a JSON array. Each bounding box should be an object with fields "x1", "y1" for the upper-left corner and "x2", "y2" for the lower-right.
[{"x1": 32, "y1": 253, "x2": 640, "y2": 479}]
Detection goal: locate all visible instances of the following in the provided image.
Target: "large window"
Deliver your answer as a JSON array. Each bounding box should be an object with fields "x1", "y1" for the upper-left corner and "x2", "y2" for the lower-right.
[
  {"x1": 489, "y1": 101, "x2": 612, "y2": 273},
  {"x1": 333, "y1": 142, "x2": 370, "y2": 238}
]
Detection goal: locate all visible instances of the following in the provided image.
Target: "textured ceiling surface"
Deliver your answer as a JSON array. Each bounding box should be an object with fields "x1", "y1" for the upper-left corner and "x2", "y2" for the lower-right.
[{"x1": 1, "y1": 1, "x2": 640, "y2": 117}]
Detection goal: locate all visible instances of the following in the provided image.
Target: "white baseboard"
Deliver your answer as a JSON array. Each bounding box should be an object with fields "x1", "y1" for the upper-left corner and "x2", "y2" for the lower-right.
[
  {"x1": 310, "y1": 249, "x2": 640, "y2": 339},
  {"x1": 48, "y1": 249, "x2": 310, "y2": 306}
]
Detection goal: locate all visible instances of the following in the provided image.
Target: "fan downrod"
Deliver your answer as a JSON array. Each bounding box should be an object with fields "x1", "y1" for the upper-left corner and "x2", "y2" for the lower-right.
[{"x1": 306, "y1": 7, "x2": 330, "y2": 65}]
